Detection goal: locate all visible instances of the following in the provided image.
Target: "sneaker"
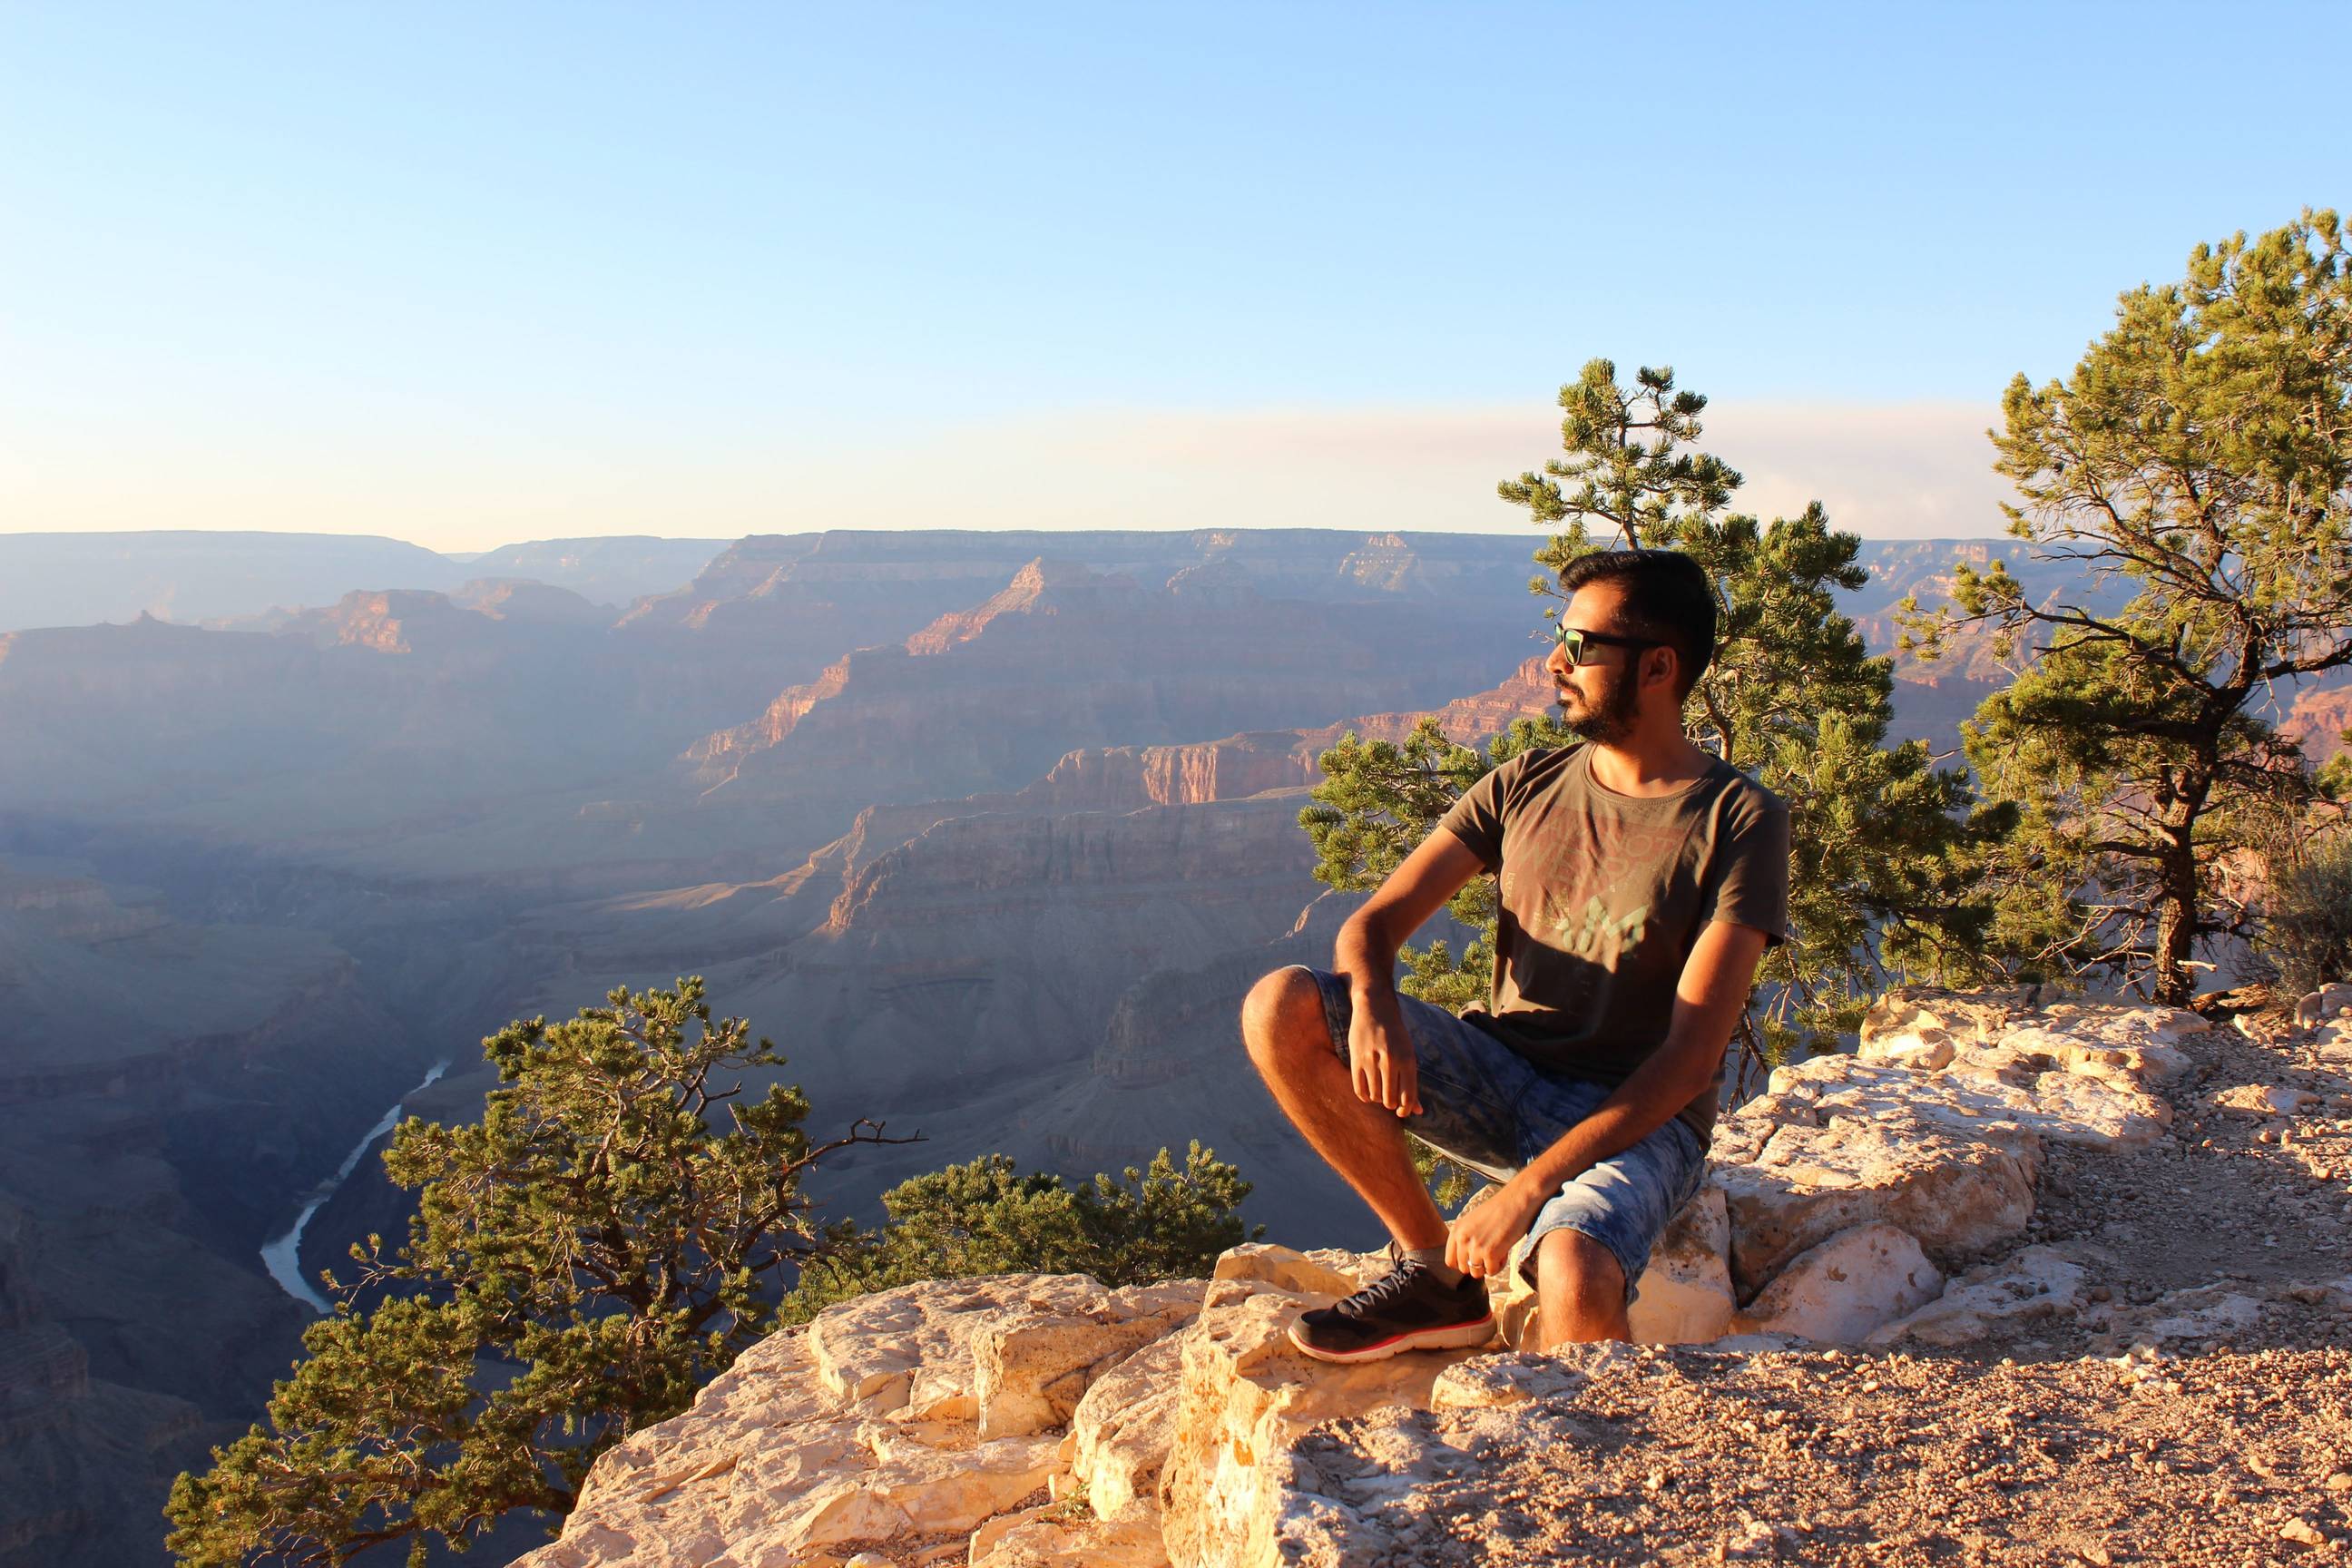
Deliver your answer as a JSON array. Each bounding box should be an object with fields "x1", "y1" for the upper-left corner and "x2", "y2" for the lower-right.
[{"x1": 1287, "y1": 1245, "x2": 1495, "y2": 1364}]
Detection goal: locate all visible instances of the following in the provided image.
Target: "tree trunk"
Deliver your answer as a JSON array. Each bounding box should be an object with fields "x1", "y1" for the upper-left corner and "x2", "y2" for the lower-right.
[{"x1": 2151, "y1": 829, "x2": 2199, "y2": 1009}]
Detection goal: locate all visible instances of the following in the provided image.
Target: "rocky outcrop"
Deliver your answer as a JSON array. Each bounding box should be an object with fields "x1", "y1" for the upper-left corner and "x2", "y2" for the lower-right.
[
  {"x1": 515, "y1": 987, "x2": 2218, "y2": 1568},
  {"x1": 978, "y1": 652, "x2": 1558, "y2": 817},
  {"x1": 2283, "y1": 675, "x2": 2352, "y2": 767},
  {"x1": 1710, "y1": 986, "x2": 2193, "y2": 1292},
  {"x1": 1618, "y1": 1184, "x2": 1735, "y2": 1345},
  {"x1": 1728, "y1": 1222, "x2": 1943, "y2": 1342},
  {"x1": 1328, "y1": 654, "x2": 1557, "y2": 747},
  {"x1": 274, "y1": 587, "x2": 527, "y2": 653},
  {"x1": 448, "y1": 578, "x2": 615, "y2": 626},
  {"x1": 1865, "y1": 1245, "x2": 2087, "y2": 1348},
  {"x1": 1006, "y1": 735, "x2": 1323, "y2": 814},
  {"x1": 513, "y1": 1275, "x2": 1205, "y2": 1568}
]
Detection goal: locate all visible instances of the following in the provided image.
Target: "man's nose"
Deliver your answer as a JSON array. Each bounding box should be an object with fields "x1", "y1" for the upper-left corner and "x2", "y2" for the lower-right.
[{"x1": 1545, "y1": 640, "x2": 1571, "y2": 679}]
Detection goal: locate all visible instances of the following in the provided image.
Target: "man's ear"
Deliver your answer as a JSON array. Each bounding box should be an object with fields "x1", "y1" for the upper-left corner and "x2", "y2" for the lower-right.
[{"x1": 1646, "y1": 644, "x2": 1679, "y2": 693}]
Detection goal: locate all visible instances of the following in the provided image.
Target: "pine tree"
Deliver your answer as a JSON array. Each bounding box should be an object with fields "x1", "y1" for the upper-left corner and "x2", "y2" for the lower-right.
[
  {"x1": 1905, "y1": 211, "x2": 2352, "y2": 1006},
  {"x1": 166, "y1": 979, "x2": 897, "y2": 1566},
  {"x1": 1302, "y1": 360, "x2": 2027, "y2": 1089},
  {"x1": 165, "y1": 980, "x2": 1257, "y2": 1566}
]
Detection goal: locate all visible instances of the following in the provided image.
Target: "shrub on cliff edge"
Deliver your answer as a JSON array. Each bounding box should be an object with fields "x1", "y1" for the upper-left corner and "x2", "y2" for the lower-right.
[
  {"x1": 166, "y1": 978, "x2": 893, "y2": 1565},
  {"x1": 2261, "y1": 830, "x2": 2352, "y2": 998},
  {"x1": 165, "y1": 979, "x2": 1258, "y2": 1567},
  {"x1": 781, "y1": 1143, "x2": 1263, "y2": 1320}
]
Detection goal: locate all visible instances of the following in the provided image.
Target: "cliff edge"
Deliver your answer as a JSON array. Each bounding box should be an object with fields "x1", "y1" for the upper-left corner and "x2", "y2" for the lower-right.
[{"x1": 512, "y1": 986, "x2": 2352, "y2": 1567}]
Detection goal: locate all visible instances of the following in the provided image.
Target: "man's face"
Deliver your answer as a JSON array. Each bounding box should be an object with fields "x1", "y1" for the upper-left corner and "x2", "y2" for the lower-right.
[{"x1": 1547, "y1": 581, "x2": 1651, "y2": 746}]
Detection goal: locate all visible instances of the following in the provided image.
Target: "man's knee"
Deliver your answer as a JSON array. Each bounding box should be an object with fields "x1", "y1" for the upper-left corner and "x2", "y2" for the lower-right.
[
  {"x1": 1240, "y1": 966, "x2": 1328, "y2": 1073},
  {"x1": 1534, "y1": 1228, "x2": 1626, "y2": 1307}
]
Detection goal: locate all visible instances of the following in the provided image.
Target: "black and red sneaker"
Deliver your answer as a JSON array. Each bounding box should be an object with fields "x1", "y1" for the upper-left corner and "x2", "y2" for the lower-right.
[{"x1": 1287, "y1": 1246, "x2": 1495, "y2": 1363}]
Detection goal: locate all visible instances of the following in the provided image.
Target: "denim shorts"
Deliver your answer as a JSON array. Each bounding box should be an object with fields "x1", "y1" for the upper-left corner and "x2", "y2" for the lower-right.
[{"x1": 1297, "y1": 965, "x2": 1708, "y2": 1302}]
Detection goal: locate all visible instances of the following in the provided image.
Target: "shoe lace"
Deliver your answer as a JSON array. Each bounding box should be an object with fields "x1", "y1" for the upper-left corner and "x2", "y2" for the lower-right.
[{"x1": 1337, "y1": 1245, "x2": 1436, "y2": 1320}]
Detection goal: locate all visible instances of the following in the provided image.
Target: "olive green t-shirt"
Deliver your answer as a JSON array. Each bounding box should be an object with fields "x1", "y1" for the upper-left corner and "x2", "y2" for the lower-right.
[{"x1": 1437, "y1": 744, "x2": 1790, "y2": 1140}]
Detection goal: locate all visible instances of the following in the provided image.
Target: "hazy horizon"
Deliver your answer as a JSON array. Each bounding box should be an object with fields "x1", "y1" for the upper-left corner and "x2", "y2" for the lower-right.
[
  {"x1": 8, "y1": 5, "x2": 2344, "y2": 553},
  {"x1": 3, "y1": 396, "x2": 2021, "y2": 553}
]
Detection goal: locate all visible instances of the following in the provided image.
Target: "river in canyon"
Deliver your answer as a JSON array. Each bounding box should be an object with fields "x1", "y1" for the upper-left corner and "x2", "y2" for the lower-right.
[{"x1": 260, "y1": 1060, "x2": 451, "y2": 1312}]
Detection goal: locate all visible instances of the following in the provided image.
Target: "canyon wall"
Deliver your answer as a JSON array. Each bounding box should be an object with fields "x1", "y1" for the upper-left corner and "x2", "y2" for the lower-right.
[
  {"x1": 0, "y1": 856, "x2": 456, "y2": 1568},
  {"x1": 680, "y1": 558, "x2": 1534, "y2": 814}
]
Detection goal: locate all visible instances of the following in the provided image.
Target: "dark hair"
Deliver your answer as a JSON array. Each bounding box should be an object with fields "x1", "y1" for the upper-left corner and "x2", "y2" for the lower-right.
[{"x1": 1558, "y1": 548, "x2": 1716, "y2": 700}]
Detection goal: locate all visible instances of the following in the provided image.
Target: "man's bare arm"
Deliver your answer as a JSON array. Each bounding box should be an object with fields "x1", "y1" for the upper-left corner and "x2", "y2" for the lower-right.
[
  {"x1": 1332, "y1": 829, "x2": 1487, "y2": 1118},
  {"x1": 1446, "y1": 918, "x2": 1769, "y2": 1279}
]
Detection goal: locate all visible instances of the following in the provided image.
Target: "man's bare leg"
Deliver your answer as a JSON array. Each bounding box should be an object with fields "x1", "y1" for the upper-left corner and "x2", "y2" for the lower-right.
[
  {"x1": 1240, "y1": 967, "x2": 1449, "y2": 1252},
  {"x1": 1532, "y1": 1229, "x2": 1630, "y2": 1348}
]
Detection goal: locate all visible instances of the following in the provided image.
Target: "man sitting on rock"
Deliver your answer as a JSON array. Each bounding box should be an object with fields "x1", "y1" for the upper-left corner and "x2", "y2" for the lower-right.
[{"x1": 1241, "y1": 548, "x2": 1789, "y2": 1359}]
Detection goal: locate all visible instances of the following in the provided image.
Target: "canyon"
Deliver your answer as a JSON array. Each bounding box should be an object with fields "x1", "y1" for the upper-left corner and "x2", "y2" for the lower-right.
[{"x1": 0, "y1": 527, "x2": 2344, "y2": 1566}]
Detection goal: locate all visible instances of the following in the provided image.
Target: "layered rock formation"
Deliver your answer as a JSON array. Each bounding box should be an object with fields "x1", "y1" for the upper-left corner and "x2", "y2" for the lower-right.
[
  {"x1": 516, "y1": 652, "x2": 1556, "y2": 1246},
  {"x1": 620, "y1": 530, "x2": 1545, "y2": 738},
  {"x1": 856, "y1": 651, "x2": 1556, "y2": 821},
  {"x1": 625, "y1": 530, "x2": 1545, "y2": 633},
  {"x1": 1844, "y1": 539, "x2": 2132, "y2": 686},
  {"x1": 2286, "y1": 678, "x2": 2352, "y2": 767},
  {"x1": 680, "y1": 558, "x2": 1533, "y2": 815},
  {"x1": 512, "y1": 986, "x2": 2237, "y2": 1568},
  {"x1": 0, "y1": 593, "x2": 720, "y2": 840},
  {"x1": 583, "y1": 796, "x2": 1340, "y2": 1250}
]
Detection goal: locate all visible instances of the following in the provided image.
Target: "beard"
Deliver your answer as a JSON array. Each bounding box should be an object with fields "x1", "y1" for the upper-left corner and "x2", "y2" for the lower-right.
[{"x1": 1558, "y1": 671, "x2": 1641, "y2": 745}]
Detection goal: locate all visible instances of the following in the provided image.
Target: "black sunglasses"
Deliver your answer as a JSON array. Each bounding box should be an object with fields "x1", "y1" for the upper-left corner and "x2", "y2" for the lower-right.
[{"x1": 1549, "y1": 622, "x2": 1657, "y2": 666}]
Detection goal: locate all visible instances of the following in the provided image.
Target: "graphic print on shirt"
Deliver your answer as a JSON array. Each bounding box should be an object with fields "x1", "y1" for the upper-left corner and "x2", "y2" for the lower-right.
[{"x1": 1500, "y1": 806, "x2": 1697, "y2": 1038}]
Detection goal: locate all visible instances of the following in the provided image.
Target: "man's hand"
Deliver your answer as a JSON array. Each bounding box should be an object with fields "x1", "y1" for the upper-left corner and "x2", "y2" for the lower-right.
[
  {"x1": 1446, "y1": 1178, "x2": 1544, "y2": 1280},
  {"x1": 1332, "y1": 830, "x2": 1482, "y2": 1119},
  {"x1": 1347, "y1": 992, "x2": 1424, "y2": 1118}
]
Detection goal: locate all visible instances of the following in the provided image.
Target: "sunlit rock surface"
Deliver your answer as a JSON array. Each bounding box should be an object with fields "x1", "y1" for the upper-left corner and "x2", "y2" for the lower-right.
[{"x1": 513, "y1": 988, "x2": 2218, "y2": 1568}]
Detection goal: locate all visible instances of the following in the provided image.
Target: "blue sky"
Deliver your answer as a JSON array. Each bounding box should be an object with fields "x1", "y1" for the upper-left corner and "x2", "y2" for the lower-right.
[{"x1": 2, "y1": 2, "x2": 2344, "y2": 549}]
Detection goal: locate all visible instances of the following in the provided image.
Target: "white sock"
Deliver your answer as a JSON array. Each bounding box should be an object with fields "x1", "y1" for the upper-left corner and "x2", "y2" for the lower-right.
[{"x1": 1403, "y1": 1245, "x2": 1466, "y2": 1288}]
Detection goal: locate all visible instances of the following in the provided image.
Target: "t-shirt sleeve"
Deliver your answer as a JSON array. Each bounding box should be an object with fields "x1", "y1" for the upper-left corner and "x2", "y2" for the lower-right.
[
  {"x1": 1703, "y1": 790, "x2": 1792, "y2": 946},
  {"x1": 1436, "y1": 756, "x2": 1516, "y2": 871}
]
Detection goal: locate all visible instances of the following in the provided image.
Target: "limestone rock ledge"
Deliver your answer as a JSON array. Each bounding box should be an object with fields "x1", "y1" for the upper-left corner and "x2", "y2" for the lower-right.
[
  {"x1": 512, "y1": 1273, "x2": 1207, "y2": 1568},
  {"x1": 510, "y1": 987, "x2": 2208, "y2": 1568}
]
